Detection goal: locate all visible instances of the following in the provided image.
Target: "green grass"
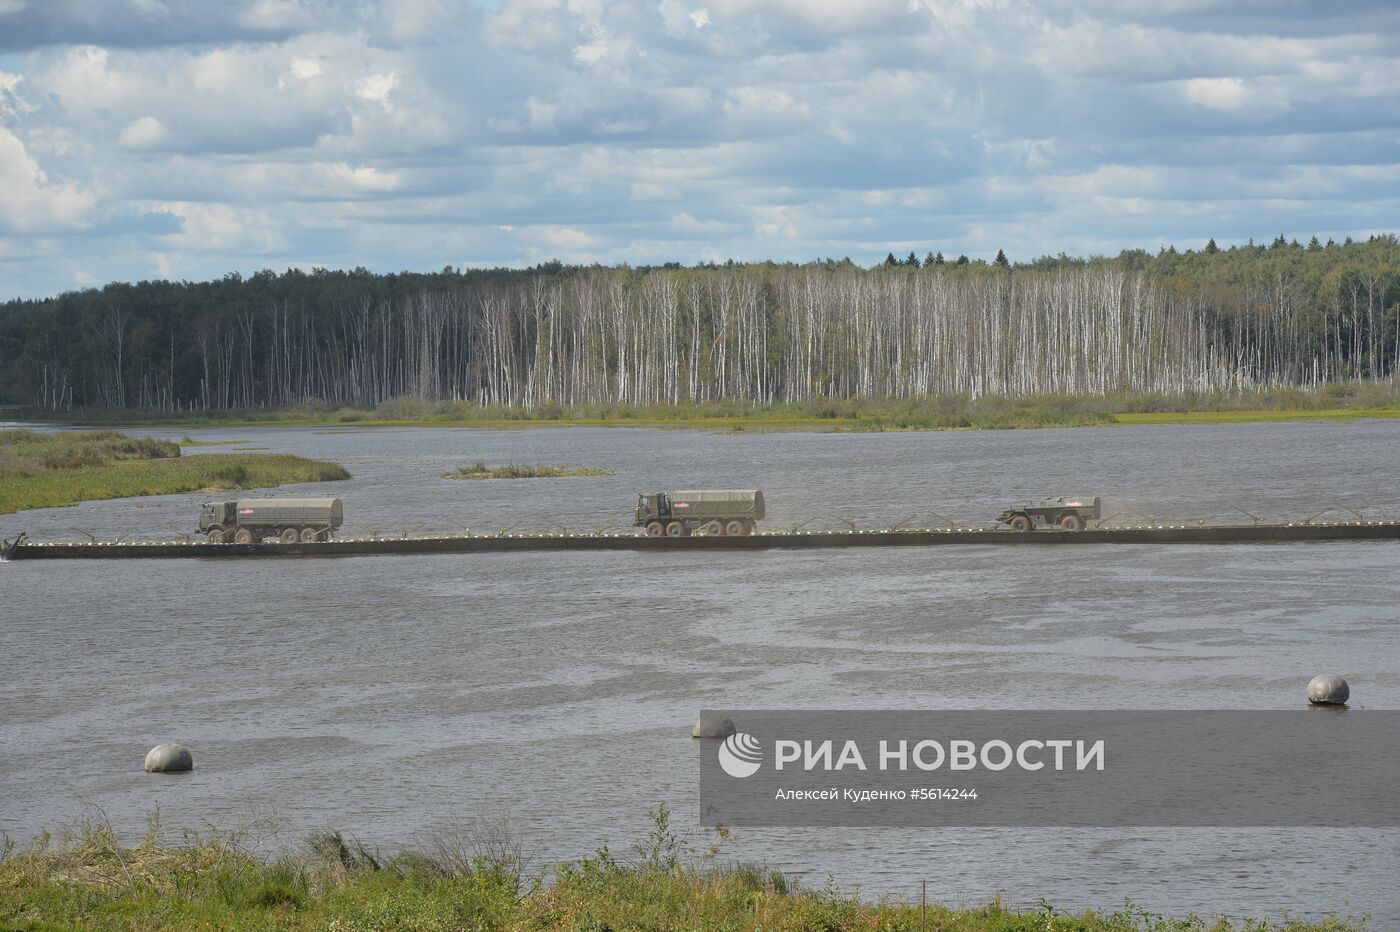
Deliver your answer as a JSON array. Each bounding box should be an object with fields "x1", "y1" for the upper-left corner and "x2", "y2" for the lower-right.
[
  {"x1": 444, "y1": 460, "x2": 615, "y2": 480},
  {"x1": 0, "y1": 429, "x2": 351, "y2": 515},
  {"x1": 0, "y1": 807, "x2": 1367, "y2": 931},
  {"x1": 16, "y1": 381, "x2": 1400, "y2": 433},
  {"x1": 1112, "y1": 408, "x2": 1400, "y2": 425}
]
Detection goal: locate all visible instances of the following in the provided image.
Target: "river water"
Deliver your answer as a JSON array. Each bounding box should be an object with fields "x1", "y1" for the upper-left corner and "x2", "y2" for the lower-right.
[{"x1": 2, "y1": 420, "x2": 1399, "y2": 923}]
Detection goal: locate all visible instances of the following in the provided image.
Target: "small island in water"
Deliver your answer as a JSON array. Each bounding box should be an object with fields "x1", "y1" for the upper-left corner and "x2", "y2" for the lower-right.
[
  {"x1": 0, "y1": 429, "x2": 349, "y2": 515},
  {"x1": 443, "y1": 460, "x2": 614, "y2": 480}
]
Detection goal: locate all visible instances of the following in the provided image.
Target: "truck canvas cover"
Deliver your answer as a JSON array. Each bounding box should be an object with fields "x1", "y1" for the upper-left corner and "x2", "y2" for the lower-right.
[
  {"x1": 669, "y1": 490, "x2": 765, "y2": 519},
  {"x1": 236, "y1": 498, "x2": 344, "y2": 525}
]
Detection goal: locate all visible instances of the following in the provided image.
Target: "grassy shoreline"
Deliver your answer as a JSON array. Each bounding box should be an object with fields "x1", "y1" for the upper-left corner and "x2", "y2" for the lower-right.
[
  {"x1": 9, "y1": 385, "x2": 1400, "y2": 433},
  {"x1": 0, "y1": 808, "x2": 1365, "y2": 931},
  {"x1": 0, "y1": 429, "x2": 350, "y2": 516}
]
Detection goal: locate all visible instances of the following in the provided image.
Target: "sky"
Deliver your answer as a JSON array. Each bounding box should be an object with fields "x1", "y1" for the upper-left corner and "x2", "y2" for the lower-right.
[{"x1": 0, "y1": 0, "x2": 1398, "y2": 298}]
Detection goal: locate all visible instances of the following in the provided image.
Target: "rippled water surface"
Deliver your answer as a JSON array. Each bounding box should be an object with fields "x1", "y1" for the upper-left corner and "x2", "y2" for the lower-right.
[{"x1": 3, "y1": 420, "x2": 1399, "y2": 922}]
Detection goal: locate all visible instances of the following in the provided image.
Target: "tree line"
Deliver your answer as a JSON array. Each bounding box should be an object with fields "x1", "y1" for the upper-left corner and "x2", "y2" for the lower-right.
[{"x1": 1, "y1": 237, "x2": 1397, "y2": 412}]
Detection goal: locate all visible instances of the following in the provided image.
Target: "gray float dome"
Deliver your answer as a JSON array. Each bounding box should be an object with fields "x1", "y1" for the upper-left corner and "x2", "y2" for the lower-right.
[
  {"x1": 144, "y1": 743, "x2": 193, "y2": 773},
  {"x1": 691, "y1": 715, "x2": 736, "y2": 739},
  {"x1": 1306, "y1": 674, "x2": 1350, "y2": 706}
]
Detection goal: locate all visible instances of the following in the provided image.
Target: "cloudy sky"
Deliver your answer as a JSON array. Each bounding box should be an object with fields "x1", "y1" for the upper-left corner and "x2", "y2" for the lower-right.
[{"x1": 1, "y1": 0, "x2": 1398, "y2": 297}]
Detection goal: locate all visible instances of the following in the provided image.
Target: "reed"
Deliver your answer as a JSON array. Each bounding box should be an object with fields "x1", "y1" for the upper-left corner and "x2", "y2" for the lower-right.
[{"x1": 443, "y1": 461, "x2": 614, "y2": 480}]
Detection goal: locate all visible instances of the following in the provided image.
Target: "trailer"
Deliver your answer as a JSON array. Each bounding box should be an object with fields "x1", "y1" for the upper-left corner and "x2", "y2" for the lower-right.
[
  {"x1": 997, "y1": 495, "x2": 1101, "y2": 532},
  {"x1": 636, "y1": 490, "x2": 765, "y2": 537},
  {"x1": 199, "y1": 497, "x2": 344, "y2": 544}
]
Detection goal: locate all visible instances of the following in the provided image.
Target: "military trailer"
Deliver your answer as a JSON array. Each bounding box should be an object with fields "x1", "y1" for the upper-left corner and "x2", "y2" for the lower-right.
[
  {"x1": 199, "y1": 497, "x2": 343, "y2": 544},
  {"x1": 636, "y1": 490, "x2": 765, "y2": 537},
  {"x1": 997, "y1": 495, "x2": 1100, "y2": 532}
]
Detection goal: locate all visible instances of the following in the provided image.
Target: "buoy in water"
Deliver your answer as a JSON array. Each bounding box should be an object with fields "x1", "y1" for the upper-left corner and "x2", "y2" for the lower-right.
[
  {"x1": 691, "y1": 714, "x2": 736, "y2": 739},
  {"x1": 1306, "y1": 675, "x2": 1349, "y2": 706},
  {"x1": 144, "y1": 743, "x2": 193, "y2": 773}
]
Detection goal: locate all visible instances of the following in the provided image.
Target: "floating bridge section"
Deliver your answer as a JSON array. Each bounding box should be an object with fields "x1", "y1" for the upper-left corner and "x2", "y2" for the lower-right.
[{"x1": 6, "y1": 520, "x2": 1400, "y2": 560}]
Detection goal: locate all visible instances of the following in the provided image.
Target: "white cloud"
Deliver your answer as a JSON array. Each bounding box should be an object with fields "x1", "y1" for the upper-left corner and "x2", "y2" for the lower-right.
[
  {"x1": 706, "y1": 0, "x2": 915, "y2": 33},
  {"x1": 317, "y1": 162, "x2": 403, "y2": 193},
  {"x1": 1182, "y1": 76, "x2": 1253, "y2": 112},
  {"x1": 1, "y1": 0, "x2": 1397, "y2": 297},
  {"x1": 356, "y1": 71, "x2": 400, "y2": 105},
  {"x1": 117, "y1": 115, "x2": 169, "y2": 149},
  {"x1": 288, "y1": 57, "x2": 322, "y2": 80},
  {"x1": 671, "y1": 211, "x2": 727, "y2": 233},
  {"x1": 158, "y1": 202, "x2": 285, "y2": 253},
  {"x1": 0, "y1": 124, "x2": 94, "y2": 232},
  {"x1": 539, "y1": 226, "x2": 598, "y2": 249},
  {"x1": 573, "y1": 26, "x2": 632, "y2": 68},
  {"x1": 238, "y1": 0, "x2": 316, "y2": 31}
]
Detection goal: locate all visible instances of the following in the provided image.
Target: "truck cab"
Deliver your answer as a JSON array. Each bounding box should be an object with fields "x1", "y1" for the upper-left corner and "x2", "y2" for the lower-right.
[
  {"x1": 198, "y1": 501, "x2": 235, "y2": 532},
  {"x1": 636, "y1": 492, "x2": 671, "y2": 525}
]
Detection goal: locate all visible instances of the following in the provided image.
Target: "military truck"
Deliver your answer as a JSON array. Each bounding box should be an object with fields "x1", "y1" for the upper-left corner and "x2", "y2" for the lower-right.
[
  {"x1": 199, "y1": 497, "x2": 344, "y2": 544},
  {"x1": 997, "y1": 495, "x2": 1100, "y2": 532},
  {"x1": 636, "y1": 490, "x2": 765, "y2": 537}
]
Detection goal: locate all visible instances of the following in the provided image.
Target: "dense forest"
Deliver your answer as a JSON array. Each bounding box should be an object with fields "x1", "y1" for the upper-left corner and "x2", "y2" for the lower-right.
[{"x1": 1, "y1": 236, "x2": 1397, "y2": 412}]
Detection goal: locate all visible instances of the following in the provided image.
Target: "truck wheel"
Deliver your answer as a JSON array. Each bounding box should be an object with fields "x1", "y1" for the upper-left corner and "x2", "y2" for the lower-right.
[
  {"x1": 725, "y1": 520, "x2": 744, "y2": 537},
  {"x1": 280, "y1": 527, "x2": 299, "y2": 544},
  {"x1": 233, "y1": 527, "x2": 255, "y2": 544},
  {"x1": 645, "y1": 522, "x2": 664, "y2": 537},
  {"x1": 1009, "y1": 515, "x2": 1032, "y2": 533},
  {"x1": 705, "y1": 520, "x2": 724, "y2": 536},
  {"x1": 665, "y1": 521, "x2": 685, "y2": 537},
  {"x1": 300, "y1": 527, "x2": 319, "y2": 543},
  {"x1": 1059, "y1": 513, "x2": 1085, "y2": 531},
  {"x1": 207, "y1": 528, "x2": 225, "y2": 544}
]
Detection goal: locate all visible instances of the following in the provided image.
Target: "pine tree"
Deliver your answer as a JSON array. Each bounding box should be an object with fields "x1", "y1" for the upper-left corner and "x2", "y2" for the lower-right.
[
  {"x1": 1204, "y1": 238, "x2": 1219, "y2": 254},
  {"x1": 905, "y1": 251, "x2": 920, "y2": 268},
  {"x1": 884, "y1": 252, "x2": 898, "y2": 267},
  {"x1": 1308, "y1": 235, "x2": 1321, "y2": 251},
  {"x1": 924, "y1": 251, "x2": 936, "y2": 267},
  {"x1": 933, "y1": 252, "x2": 945, "y2": 265},
  {"x1": 955, "y1": 254, "x2": 970, "y2": 265},
  {"x1": 993, "y1": 249, "x2": 1010, "y2": 268}
]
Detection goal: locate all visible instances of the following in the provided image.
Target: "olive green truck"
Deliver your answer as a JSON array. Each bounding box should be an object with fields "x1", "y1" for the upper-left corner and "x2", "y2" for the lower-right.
[
  {"x1": 996, "y1": 495, "x2": 1101, "y2": 531},
  {"x1": 199, "y1": 498, "x2": 343, "y2": 543},
  {"x1": 636, "y1": 490, "x2": 765, "y2": 537}
]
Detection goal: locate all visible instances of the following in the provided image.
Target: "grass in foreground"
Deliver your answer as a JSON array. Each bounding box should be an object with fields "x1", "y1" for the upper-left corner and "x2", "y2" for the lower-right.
[
  {"x1": 0, "y1": 429, "x2": 350, "y2": 515},
  {"x1": 444, "y1": 460, "x2": 614, "y2": 480},
  {"x1": 23, "y1": 381, "x2": 1400, "y2": 432},
  {"x1": 0, "y1": 806, "x2": 1366, "y2": 932}
]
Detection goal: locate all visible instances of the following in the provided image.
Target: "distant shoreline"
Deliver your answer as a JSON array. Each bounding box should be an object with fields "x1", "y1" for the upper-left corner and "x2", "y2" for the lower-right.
[{"x1": 7, "y1": 388, "x2": 1400, "y2": 433}]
